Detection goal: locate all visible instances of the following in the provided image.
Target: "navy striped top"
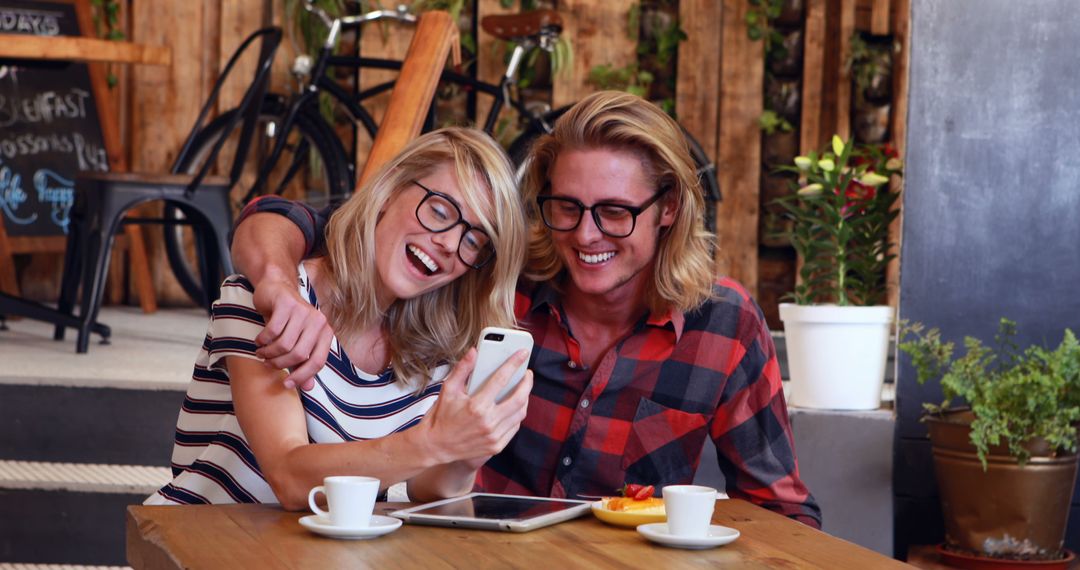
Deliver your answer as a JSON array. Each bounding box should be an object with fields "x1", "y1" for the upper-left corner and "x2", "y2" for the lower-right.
[{"x1": 147, "y1": 263, "x2": 445, "y2": 505}]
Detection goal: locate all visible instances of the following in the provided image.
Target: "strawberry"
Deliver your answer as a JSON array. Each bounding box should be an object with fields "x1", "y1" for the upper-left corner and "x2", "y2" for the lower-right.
[
  {"x1": 620, "y1": 483, "x2": 644, "y2": 497},
  {"x1": 633, "y1": 485, "x2": 655, "y2": 501}
]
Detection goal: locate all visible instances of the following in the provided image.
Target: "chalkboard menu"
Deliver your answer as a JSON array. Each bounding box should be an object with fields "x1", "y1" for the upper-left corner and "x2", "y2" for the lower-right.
[{"x1": 0, "y1": 0, "x2": 109, "y2": 237}]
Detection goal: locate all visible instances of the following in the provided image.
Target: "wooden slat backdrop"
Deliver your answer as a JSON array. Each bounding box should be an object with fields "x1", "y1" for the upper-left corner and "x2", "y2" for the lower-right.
[
  {"x1": 886, "y1": 0, "x2": 911, "y2": 308},
  {"x1": 128, "y1": 1, "x2": 214, "y2": 304},
  {"x1": 111, "y1": 0, "x2": 912, "y2": 308},
  {"x1": 675, "y1": 0, "x2": 722, "y2": 192},
  {"x1": 551, "y1": 0, "x2": 637, "y2": 109},
  {"x1": 476, "y1": 0, "x2": 515, "y2": 125},
  {"x1": 714, "y1": 0, "x2": 763, "y2": 295},
  {"x1": 800, "y1": 0, "x2": 827, "y2": 156},
  {"x1": 836, "y1": 0, "x2": 856, "y2": 141}
]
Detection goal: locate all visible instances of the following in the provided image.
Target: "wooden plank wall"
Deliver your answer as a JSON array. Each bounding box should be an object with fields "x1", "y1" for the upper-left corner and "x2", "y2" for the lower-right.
[
  {"x1": 714, "y1": 0, "x2": 764, "y2": 294},
  {"x1": 106, "y1": 0, "x2": 910, "y2": 307},
  {"x1": 675, "y1": 0, "x2": 721, "y2": 239},
  {"x1": 551, "y1": 0, "x2": 637, "y2": 109}
]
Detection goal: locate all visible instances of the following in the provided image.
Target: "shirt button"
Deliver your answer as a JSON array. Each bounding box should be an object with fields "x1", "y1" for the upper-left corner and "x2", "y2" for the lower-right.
[
  {"x1": 580, "y1": 399, "x2": 590, "y2": 409},
  {"x1": 562, "y1": 456, "x2": 572, "y2": 467},
  {"x1": 567, "y1": 361, "x2": 577, "y2": 369}
]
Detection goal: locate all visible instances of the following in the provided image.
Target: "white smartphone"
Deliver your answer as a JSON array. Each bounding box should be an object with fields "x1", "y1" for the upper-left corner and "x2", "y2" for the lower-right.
[{"x1": 466, "y1": 326, "x2": 534, "y2": 403}]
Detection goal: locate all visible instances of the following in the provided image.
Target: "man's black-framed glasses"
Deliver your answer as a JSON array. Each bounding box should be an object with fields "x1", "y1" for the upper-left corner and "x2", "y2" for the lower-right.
[
  {"x1": 536, "y1": 187, "x2": 670, "y2": 238},
  {"x1": 412, "y1": 180, "x2": 495, "y2": 270}
]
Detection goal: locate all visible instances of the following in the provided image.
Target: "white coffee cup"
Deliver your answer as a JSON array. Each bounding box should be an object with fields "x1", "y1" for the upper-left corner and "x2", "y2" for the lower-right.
[
  {"x1": 308, "y1": 476, "x2": 380, "y2": 528},
  {"x1": 662, "y1": 485, "x2": 717, "y2": 537}
]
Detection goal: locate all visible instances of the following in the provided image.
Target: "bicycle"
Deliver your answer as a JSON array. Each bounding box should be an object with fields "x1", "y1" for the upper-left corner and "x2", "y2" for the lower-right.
[{"x1": 165, "y1": 1, "x2": 721, "y2": 305}]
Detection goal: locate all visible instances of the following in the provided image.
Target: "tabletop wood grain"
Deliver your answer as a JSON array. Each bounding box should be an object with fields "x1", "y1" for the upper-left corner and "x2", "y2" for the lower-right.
[{"x1": 127, "y1": 499, "x2": 912, "y2": 569}]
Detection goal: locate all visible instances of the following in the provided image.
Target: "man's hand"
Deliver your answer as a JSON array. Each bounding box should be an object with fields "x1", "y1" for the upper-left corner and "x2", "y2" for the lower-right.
[
  {"x1": 251, "y1": 274, "x2": 334, "y2": 391},
  {"x1": 232, "y1": 210, "x2": 331, "y2": 391}
]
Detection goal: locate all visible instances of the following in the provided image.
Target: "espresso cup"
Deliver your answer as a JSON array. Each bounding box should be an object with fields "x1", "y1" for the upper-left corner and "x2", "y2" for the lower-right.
[
  {"x1": 308, "y1": 476, "x2": 380, "y2": 528},
  {"x1": 662, "y1": 485, "x2": 717, "y2": 537}
]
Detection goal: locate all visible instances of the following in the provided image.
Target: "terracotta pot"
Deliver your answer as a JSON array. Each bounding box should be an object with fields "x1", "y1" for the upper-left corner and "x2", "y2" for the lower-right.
[{"x1": 927, "y1": 409, "x2": 1079, "y2": 559}]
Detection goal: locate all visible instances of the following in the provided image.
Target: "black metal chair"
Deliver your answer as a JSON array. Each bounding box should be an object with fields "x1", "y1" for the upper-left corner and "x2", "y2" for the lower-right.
[{"x1": 54, "y1": 27, "x2": 283, "y2": 353}]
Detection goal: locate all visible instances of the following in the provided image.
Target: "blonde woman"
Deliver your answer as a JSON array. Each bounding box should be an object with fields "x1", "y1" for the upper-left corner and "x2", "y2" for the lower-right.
[{"x1": 148, "y1": 127, "x2": 530, "y2": 508}]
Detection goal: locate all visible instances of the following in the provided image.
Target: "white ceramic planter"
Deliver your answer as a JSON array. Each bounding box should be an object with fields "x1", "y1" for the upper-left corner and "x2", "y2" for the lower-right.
[{"x1": 779, "y1": 303, "x2": 894, "y2": 410}]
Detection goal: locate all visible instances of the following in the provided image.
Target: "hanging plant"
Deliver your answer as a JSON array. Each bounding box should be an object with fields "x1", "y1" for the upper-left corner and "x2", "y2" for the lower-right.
[{"x1": 89, "y1": 0, "x2": 124, "y2": 87}]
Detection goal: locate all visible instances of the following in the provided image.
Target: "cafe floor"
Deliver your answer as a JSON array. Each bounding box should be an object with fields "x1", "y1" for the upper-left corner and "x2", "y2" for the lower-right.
[{"x1": 0, "y1": 306, "x2": 205, "y2": 391}]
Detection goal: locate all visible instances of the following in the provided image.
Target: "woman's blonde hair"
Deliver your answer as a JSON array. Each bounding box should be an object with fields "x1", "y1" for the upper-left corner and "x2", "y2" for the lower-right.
[
  {"x1": 521, "y1": 91, "x2": 716, "y2": 314},
  {"x1": 322, "y1": 127, "x2": 526, "y2": 387}
]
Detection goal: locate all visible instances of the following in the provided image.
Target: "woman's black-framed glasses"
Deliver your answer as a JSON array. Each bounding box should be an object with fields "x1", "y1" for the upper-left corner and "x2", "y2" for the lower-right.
[
  {"x1": 536, "y1": 187, "x2": 671, "y2": 238},
  {"x1": 412, "y1": 180, "x2": 495, "y2": 269}
]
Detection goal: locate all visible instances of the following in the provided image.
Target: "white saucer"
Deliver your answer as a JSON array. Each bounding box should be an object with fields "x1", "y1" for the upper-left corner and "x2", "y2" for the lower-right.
[
  {"x1": 637, "y1": 523, "x2": 740, "y2": 549},
  {"x1": 299, "y1": 514, "x2": 402, "y2": 540}
]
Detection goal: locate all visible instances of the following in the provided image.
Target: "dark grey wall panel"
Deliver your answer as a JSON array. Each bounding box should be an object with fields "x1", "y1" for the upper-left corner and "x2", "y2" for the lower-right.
[
  {"x1": 896, "y1": 0, "x2": 1080, "y2": 557},
  {"x1": 0, "y1": 489, "x2": 143, "y2": 565},
  {"x1": 0, "y1": 384, "x2": 185, "y2": 465}
]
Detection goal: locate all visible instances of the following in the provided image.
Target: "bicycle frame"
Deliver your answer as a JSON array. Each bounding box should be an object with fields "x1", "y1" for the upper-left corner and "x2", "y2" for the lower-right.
[{"x1": 243, "y1": 11, "x2": 542, "y2": 204}]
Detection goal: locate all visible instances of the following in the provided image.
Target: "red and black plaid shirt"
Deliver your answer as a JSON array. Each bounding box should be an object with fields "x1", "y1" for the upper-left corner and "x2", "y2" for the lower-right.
[
  {"x1": 478, "y1": 279, "x2": 820, "y2": 528},
  {"x1": 239, "y1": 197, "x2": 822, "y2": 528}
]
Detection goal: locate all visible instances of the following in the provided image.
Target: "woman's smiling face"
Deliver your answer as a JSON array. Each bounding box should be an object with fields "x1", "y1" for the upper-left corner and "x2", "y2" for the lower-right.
[{"x1": 372, "y1": 161, "x2": 486, "y2": 307}]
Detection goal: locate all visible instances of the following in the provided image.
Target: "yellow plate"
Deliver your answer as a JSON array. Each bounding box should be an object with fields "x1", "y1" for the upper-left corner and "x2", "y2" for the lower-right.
[{"x1": 591, "y1": 500, "x2": 666, "y2": 528}]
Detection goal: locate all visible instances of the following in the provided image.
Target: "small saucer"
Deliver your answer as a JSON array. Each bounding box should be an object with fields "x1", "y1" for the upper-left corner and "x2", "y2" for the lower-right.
[
  {"x1": 299, "y1": 514, "x2": 402, "y2": 540},
  {"x1": 637, "y1": 523, "x2": 740, "y2": 550}
]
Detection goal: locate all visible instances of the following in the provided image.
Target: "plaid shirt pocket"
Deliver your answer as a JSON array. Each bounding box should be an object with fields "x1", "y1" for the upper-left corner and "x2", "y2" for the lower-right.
[{"x1": 620, "y1": 398, "x2": 710, "y2": 486}]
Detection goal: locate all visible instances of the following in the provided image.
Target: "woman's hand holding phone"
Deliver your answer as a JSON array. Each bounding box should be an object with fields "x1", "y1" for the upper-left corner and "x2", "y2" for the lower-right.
[{"x1": 415, "y1": 348, "x2": 532, "y2": 466}]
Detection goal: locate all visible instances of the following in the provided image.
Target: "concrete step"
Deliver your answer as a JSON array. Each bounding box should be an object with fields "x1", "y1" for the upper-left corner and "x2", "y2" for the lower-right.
[
  {"x1": 0, "y1": 460, "x2": 170, "y2": 566},
  {"x1": 0, "y1": 384, "x2": 185, "y2": 466}
]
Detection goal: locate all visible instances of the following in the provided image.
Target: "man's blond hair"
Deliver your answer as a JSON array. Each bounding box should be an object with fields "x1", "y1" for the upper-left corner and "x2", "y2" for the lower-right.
[{"x1": 521, "y1": 91, "x2": 716, "y2": 314}]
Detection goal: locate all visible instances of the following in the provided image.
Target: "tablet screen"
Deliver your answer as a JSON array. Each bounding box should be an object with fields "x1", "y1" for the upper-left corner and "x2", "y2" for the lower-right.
[{"x1": 409, "y1": 494, "x2": 583, "y2": 521}]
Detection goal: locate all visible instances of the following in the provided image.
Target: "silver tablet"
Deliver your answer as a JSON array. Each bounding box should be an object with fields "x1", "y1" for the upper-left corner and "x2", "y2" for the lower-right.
[{"x1": 389, "y1": 492, "x2": 591, "y2": 532}]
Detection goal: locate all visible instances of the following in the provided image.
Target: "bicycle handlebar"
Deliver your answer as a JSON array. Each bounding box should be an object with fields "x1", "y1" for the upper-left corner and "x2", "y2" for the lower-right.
[{"x1": 302, "y1": 1, "x2": 417, "y2": 49}]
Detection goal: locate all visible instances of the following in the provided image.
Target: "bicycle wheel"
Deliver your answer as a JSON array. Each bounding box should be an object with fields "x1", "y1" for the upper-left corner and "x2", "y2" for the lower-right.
[
  {"x1": 507, "y1": 106, "x2": 721, "y2": 234},
  {"x1": 164, "y1": 94, "x2": 353, "y2": 306}
]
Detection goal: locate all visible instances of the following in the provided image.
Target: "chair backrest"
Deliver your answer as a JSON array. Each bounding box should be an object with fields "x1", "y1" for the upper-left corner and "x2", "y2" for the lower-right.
[{"x1": 170, "y1": 27, "x2": 283, "y2": 196}]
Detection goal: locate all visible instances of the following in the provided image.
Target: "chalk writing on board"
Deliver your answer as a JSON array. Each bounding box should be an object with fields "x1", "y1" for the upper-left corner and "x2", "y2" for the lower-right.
[
  {"x1": 0, "y1": 1, "x2": 109, "y2": 238},
  {"x1": 0, "y1": 7, "x2": 62, "y2": 36},
  {"x1": 0, "y1": 161, "x2": 37, "y2": 226},
  {"x1": 0, "y1": 87, "x2": 92, "y2": 127},
  {"x1": 33, "y1": 168, "x2": 72, "y2": 231}
]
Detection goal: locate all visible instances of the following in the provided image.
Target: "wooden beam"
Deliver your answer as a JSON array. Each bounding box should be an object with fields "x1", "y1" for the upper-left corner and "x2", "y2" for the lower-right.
[
  {"x1": 0, "y1": 34, "x2": 170, "y2": 65},
  {"x1": 836, "y1": 0, "x2": 856, "y2": 141},
  {"x1": 870, "y1": 0, "x2": 891, "y2": 35},
  {"x1": 676, "y1": 0, "x2": 722, "y2": 166},
  {"x1": 357, "y1": 11, "x2": 460, "y2": 186},
  {"x1": 356, "y1": 9, "x2": 415, "y2": 184},
  {"x1": 477, "y1": 0, "x2": 516, "y2": 131},
  {"x1": 886, "y1": 0, "x2": 910, "y2": 309},
  {"x1": 551, "y1": 0, "x2": 637, "y2": 109},
  {"x1": 716, "y1": 0, "x2": 763, "y2": 295},
  {"x1": 0, "y1": 224, "x2": 18, "y2": 295},
  {"x1": 800, "y1": 0, "x2": 826, "y2": 154}
]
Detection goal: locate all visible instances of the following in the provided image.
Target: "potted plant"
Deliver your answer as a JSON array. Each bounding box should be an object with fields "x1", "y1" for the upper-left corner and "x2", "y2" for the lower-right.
[
  {"x1": 899, "y1": 319, "x2": 1080, "y2": 564},
  {"x1": 773, "y1": 135, "x2": 902, "y2": 409}
]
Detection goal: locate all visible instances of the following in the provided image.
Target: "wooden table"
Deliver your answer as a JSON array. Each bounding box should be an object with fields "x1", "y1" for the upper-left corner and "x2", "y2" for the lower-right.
[{"x1": 127, "y1": 499, "x2": 912, "y2": 569}]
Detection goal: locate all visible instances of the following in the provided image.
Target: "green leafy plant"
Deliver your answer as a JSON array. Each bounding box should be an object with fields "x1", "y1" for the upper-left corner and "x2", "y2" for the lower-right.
[
  {"x1": 587, "y1": 63, "x2": 653, "y2": 99},
  {"x1": 90, "y1": 0, "x2": 125, "y2": 87},
  {"x1": 773, "y1": 135, "x2": 902, "y2": 305},
  {"x1": 759, "y1": 109, "x2": 793, "y2": 135},
  {"x1": 847, "y1": 33, "x2": 896, "y2": 97},
  {"x1": 745, "y1": 0, "x2": 785, "y2": 56},
  {"x1": 899, "y1": 319, "x2": 1080, "y2": 468}
]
